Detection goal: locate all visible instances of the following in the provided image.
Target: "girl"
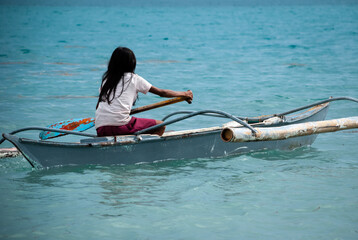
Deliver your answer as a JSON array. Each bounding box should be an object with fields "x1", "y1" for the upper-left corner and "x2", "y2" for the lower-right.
[{"x1": 95, "y1": 47, "x2": 193, "y2": 137}]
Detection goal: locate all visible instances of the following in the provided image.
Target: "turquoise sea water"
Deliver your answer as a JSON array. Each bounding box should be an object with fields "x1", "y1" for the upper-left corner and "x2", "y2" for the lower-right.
[{"x1": 1, "y1": 1, "x2": 358, "y2": 239}]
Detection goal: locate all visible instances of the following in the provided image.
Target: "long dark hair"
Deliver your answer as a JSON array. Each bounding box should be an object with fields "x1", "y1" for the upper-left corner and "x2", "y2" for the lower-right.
[{"x1": 96, "y1": 47, "x2": 136, "y2": 109}]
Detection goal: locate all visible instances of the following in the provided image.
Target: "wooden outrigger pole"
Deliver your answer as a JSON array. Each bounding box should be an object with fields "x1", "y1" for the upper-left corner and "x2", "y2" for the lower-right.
[{"x1": 221, "y1": 117, "x2": 358, "y2": 142}]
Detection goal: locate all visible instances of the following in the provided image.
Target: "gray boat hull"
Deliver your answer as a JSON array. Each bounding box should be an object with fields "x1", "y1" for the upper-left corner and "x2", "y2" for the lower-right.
[{"x1": 3, "y1": 104, "x2": 329, "y2": 169}]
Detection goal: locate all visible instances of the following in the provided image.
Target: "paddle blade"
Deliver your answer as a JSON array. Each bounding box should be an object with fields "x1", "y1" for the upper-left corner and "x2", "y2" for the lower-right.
[{"x1": 39, "y1": 118, "x2": 95, "y2": 140}]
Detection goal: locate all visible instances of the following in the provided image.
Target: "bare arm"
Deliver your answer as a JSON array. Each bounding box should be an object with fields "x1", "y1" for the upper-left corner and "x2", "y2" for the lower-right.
[{"x1": 149, "y1": 86, "x2": 193, "y2": 103}]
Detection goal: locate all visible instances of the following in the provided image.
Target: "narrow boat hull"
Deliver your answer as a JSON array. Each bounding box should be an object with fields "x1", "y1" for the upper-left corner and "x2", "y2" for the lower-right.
[
  {"x1": 5, "y1": 130, "x2": 320, "y2": 169},
  {"x1": 3, "y1": 104, "x2": 329, "y2": 169}
]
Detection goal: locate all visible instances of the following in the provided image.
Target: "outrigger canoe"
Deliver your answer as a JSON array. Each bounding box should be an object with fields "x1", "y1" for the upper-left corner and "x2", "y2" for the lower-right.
[{"x1": 1, "y1": 97, "x2": 358, "y2": 169}]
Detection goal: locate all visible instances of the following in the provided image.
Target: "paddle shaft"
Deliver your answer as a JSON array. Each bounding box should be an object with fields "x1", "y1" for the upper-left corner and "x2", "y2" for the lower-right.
[
  {"x1": 34, "y1": 97, "x2": 187, "y2": 140},
  {"x1": 130, "y1": 97, "x2": 187, "y2": 115}
]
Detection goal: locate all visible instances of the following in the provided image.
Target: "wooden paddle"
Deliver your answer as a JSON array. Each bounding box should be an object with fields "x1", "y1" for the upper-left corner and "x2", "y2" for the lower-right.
[
  {"x1": 39, "y1": 97, "x2": 187, "y2": 140},
  {"x1": 130, "y1": 96, "x2": 187, "y2": 114}
]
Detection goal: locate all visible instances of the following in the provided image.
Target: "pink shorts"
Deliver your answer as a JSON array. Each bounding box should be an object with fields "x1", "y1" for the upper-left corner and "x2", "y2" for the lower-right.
[{"x1": 96, "y1": 117, "x2": 157, "y2": 137}]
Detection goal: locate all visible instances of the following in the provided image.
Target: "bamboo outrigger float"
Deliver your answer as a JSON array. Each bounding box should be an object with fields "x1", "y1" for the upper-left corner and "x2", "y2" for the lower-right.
[
  {"x1": 221, "y1": 117, "x2": 358, "y2": 142},
  {"x1": 1, "y1": 97, "x2": 357, "y2": 169}
]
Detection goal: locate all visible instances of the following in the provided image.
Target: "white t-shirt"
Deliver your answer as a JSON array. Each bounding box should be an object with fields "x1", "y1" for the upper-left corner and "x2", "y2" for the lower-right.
[{"x1": 95, "y1": 73, "x2": 152, "y2": 129}]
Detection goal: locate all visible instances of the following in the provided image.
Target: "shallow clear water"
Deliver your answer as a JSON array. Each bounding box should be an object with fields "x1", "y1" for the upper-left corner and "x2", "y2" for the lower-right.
[{"x1": 0, "y1": 1, "x2": 358, "y2": 239}]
